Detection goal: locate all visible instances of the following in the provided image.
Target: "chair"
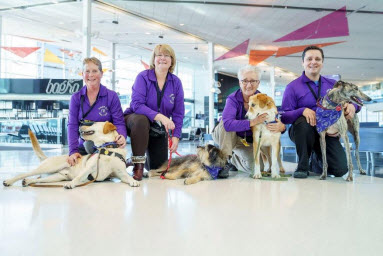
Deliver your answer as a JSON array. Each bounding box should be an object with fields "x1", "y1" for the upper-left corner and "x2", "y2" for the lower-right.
[
  {"x1": 194, "y1": 128, "x2": 202, "y2": 142},
  {"x1": 280, "y1": 132, "x2": 298, "y2": 162},
  {"x1": 358, "y1": 127, "x2": 383, "y2": 176}
]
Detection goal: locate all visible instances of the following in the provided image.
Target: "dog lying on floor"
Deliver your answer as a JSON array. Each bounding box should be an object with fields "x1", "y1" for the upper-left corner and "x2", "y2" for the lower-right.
[
  {"x1": 149, "y1": 144, "x2": 227, "y2": 185},
  {"x1": 3, "y1": 121, "x2": 140, "y2": 189},
  {"x1": 246, "y1": 93, "x2": 285, "y2": 179},
  {"x1": 316, "y1": 80, "x2": 371, "y2": 181}
]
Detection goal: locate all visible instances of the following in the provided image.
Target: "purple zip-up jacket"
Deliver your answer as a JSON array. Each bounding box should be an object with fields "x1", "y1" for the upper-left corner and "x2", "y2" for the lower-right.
[
  {"x1": 68, "y1": 84, "x2": 127, "y2": 155},
  {"x1": 222, "y1": 89, "x2": 260, "y2": 138},
  {"x1": 281, "y1": 72, "x2": 361, "y2": 124},
  {"x1": 124, "y1": 69, "x2": 185, "y2": 138}
]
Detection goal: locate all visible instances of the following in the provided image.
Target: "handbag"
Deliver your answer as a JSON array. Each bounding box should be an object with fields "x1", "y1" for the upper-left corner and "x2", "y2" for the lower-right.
[{"x1": 149, "y1": 121, "x2": 166, "y2": 138}]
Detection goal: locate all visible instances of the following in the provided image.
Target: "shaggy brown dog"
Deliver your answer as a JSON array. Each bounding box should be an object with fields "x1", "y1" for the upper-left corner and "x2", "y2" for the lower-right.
[{"x1": 149, "y1": 144, "x2": 227, "y2": 185}]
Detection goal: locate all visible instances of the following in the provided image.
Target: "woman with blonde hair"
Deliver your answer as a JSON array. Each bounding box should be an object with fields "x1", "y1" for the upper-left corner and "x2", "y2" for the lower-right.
[{"x1": 124, "y1": 44, "x2": 185, "y2": 181}]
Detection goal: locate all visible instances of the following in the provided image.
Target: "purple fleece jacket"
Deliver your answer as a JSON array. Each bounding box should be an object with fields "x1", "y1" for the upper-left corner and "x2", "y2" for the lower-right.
[
  {"x1": 124, "y1": 69, "x2": 185, "y2": 138},
  {"x1": 68, "y1": 84, "x2": 127, "y2": 155},
  {"x1": 281, "y1": 72, "x2": 361, "y2": 124},
  {"x1": 222, "y1": 89, "x2": 260, "y2": 138}
]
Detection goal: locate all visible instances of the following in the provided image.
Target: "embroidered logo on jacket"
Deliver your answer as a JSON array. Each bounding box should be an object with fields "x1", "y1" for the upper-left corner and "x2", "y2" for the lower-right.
[
  {"x1": 99, "y1": 106, "x2": 109, "y2": 116},
  {"x1": 169, "y1": 93, "x2": 175, "y2": 104}
]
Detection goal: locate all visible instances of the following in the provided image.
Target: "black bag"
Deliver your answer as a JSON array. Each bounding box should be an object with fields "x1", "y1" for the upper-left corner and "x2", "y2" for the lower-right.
[{"x1": 149, "y1": 121, "x2": 166, "y2": 138}]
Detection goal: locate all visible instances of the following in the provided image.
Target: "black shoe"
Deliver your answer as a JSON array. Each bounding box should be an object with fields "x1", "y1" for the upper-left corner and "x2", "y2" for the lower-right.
[
  {"x1": 293, "y1": 170, "x2": 309, "y2": 179},
  {"x1": 228, "y1": 162, "x2": 238, "y2": 171}
]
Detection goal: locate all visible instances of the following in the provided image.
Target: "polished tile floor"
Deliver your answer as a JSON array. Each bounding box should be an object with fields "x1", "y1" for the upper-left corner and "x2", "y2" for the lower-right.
[{"x1": 1, "y1": 141, "x2": 383, "y2": 255}]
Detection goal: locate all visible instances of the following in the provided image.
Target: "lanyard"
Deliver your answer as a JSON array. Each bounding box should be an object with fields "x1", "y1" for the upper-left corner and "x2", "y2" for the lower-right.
[
  {"x1": 80, "y1": 91, "x2": 99, "y2": 120},
  {"x1": 154, "y1": 80, "x2": 167, "y2": 112},
  {"x1": 305, "y1": 79, "x2": 322, "y2": 100}
]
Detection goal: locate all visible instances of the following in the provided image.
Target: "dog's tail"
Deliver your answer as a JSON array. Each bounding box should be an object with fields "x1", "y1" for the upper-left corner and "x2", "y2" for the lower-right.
[{"x1": 28, "y1": 129, "x2": 48, "y2": 161}]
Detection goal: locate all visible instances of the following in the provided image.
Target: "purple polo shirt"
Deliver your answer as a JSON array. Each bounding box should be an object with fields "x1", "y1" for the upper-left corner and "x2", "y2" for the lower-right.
[
  {"x1": 124, "y1": 69, "x2": 185, "y2": 138},
  {"x1": 68, "y1": 84, "x2": 127, "y2": 155},
  {"x1": 281, "y1": 72, "x2": 361, "y2": 124},
  {"x1": 222, "y1": 89, "x2": 260, "y2": 138}
]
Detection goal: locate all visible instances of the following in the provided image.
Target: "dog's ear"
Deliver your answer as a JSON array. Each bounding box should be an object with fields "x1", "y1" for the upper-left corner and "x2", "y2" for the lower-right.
[
  {"x1": 103, "y1": 122, "x2": 117, "y2": 134},
  {"x1": 258, "y1": 94, "x2": 267, "y2": 108},
  {"x1": 333, "y1": 81, "x2": 343, "y2": 88},
  {"x1": 266, "y1": 96, "x2": 275, "y2": 108}
]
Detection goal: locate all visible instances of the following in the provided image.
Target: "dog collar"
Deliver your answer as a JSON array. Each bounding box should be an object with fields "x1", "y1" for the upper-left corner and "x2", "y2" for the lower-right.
[
  {"x1": 263, "y1": 114, "x2": 278, "y2": 125},
  {"x1": 203, "y1": 165, "x2": 222, "y2": 180},
  {"x1": 93, "y1": 148, "x2": 126, "y2": 164}
]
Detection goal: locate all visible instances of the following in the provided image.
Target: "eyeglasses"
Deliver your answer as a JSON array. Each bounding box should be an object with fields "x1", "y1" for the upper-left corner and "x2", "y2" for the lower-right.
[{"x1": 241, "y1": 79, "x2": 260, "y2": 85}]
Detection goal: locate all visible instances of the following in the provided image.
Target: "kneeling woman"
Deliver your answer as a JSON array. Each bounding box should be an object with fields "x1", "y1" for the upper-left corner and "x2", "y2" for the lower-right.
[{"x1": 124, "y1": 44, "x2": 185, "y2": 181}]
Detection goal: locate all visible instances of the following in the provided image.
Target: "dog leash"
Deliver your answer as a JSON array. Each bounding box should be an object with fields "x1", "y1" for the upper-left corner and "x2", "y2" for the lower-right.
[
  {"x1": 160, "y1": 130, "x2": 182, "y2": 179},
  {"x1": 29, "y1": 152, "x2": 102, "y2": 188}
]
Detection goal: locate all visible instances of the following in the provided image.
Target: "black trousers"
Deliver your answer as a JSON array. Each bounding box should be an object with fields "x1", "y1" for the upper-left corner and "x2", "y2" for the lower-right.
[
  {"x1": 125, "y1": 113, "x2": 168, "y2": 170},
  {"x1": 289, "y1": 116, "x2": 348, "y2": 177}
]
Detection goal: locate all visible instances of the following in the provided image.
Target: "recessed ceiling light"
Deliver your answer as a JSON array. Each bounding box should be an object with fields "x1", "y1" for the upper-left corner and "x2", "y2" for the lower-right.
[
  {"x1": 145, "y1": 32, "x2": 151, "y2": 35},
  {"x1": 180, "y1": 23, "x2": 184, "y2": 26},
  {"x1": 337, "y1": 66, "x2": 340, "y2": 68},
  {"x1": 183, "y1": 56, "x2": 188, "y2": 59},
  {"x1": 59, "y1": 21, "x2": 64, "y2": 25},
  {"x1": 221, "y1": 67, "x2": 226, "y2": 70}
]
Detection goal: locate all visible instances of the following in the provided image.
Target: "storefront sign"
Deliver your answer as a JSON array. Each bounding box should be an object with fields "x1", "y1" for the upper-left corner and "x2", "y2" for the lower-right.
[
  {"x1": 0, "y1": 78, "x2": 83, "y2": 95},
  {"x1": 46, "y1": 79, "x2": 82, "y2": 94}
]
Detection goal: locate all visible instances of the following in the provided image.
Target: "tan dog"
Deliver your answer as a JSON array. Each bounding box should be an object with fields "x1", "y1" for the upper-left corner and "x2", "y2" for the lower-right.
[
  {"x1": 246, "y1": 93, "x2": 285, "y2": 179},
  {"x1": 149, "y1": 144, "x2": 227, "y2": 185},
  {"x1": 3, "y1": 121, "x2": 139, "y2": 189}
]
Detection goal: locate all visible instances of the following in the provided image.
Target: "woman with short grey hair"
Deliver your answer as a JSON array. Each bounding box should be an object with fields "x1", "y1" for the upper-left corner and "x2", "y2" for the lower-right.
[{"x1": 212, "y1": 65, "x2": 285, "y2": 176}]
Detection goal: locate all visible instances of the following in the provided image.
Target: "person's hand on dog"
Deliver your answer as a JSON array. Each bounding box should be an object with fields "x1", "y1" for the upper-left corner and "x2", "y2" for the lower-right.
[
  {"x1": 250, "y1": 113, "x2": 268, "y2": 126},
  {"x1": 67, "y1": 153, "x2": 81, "y2": 166},
  {"x1": 303, "y1": 108, "x2": 316, "y2": 126},
  {"x1": 343, "y1": 103, "x2": 356, "y2": 120},
  {"x1": 169, "y1": 137, "x2": 180, "y2": 153},
  {"x1": 155, "y1": 114, "x2": 175, "y2": 131},
  {"x1": 266, "y1": 118, "x2": 286, "y2": 133},
  {"x1": 115, "y1": 134, "x2": 126, "y2": 148}
]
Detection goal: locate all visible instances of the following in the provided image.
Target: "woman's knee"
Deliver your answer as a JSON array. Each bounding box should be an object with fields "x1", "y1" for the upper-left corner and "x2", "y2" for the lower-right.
[{"x1": 127, "y1": 114, "x2": 150, "y2": 133}]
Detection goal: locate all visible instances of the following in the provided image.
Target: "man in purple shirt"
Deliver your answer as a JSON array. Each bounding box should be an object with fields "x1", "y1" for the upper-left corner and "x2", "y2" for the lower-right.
[
  {"x1": 213, "y1": 65, "x2": 286, "y2": 175},
  {"x1": 281, "y1": 45, "x2": 360, "y2": 178},
  {"x1": 124, "y1": 44, "x2": 185, "y2": 181}
]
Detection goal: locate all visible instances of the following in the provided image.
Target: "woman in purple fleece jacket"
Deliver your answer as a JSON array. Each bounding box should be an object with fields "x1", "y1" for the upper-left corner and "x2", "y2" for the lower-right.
[
  {"x1": 212, "y1": 65, "x2": 285, "y2": 175},
  {"x1": 124, "y1": 44, "x2": 185, "y2": 181},
  {"x1": 67, "y1": 57, "x2": 127, "y2": 166}
]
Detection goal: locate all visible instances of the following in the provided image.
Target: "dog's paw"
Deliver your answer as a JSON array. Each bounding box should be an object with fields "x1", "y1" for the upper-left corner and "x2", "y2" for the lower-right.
[
  {"x1": 129, "y1": 180, "x2": 140, "y2": 187},
  {"x1": 319, "y1": 175, "x2": 327, "y2": 180},
  {"x1": 252, "y1": 173, "x2": 262, "y2": 179},
  {"x1": 184, "y1": 178, "x2": 195, "y2": 185},
  {"x1": 64, "y1": 182, "x2": 76, "y2": 189},
  {"x1": 359, "y1": 169, "x2": 366, "y2": 175},
  {"x1": 22, "y1": 179, "x2": 32, "y2": 187},
  {"x1": 346, "y1": 176, "x2": 353, "y2": 182},
  {"x1": 3, "y1": 180, "x2": 11, "y2": 187},
  {"x1": 271, "y1": 173, "x2": 281, "y2": 179}
]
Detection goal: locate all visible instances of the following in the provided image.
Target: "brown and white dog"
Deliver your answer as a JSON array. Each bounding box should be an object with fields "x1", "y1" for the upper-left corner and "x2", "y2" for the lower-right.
[
  {"x1": 246, "y1": 93, "x2": 285, "y2": 179},
  {"x1": 3, "y1": 121, "x2": 140, "y2": 189}
]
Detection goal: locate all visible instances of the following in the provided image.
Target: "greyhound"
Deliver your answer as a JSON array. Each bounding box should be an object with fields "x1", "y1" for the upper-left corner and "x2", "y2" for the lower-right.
[{"x1": 316, "y1": 80, "x2": 371, "y2": 181}]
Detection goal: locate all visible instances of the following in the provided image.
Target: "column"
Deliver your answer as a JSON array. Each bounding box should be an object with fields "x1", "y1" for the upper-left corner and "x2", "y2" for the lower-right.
[
  {"x1": 111, "y1": 42, "x2": 116, "y2": 91},
  {"x1": 82, "y1": 0, "x2": 91, "y2": 59},
  {"x1": 208, "y1": 42, "x2": 214, "y2": 133}
]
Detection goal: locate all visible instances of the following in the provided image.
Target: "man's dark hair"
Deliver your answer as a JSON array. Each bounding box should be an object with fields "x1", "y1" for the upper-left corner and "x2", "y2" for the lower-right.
[{"x1": 302, "y1": 45, "x2": 324, "y2": 61}]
